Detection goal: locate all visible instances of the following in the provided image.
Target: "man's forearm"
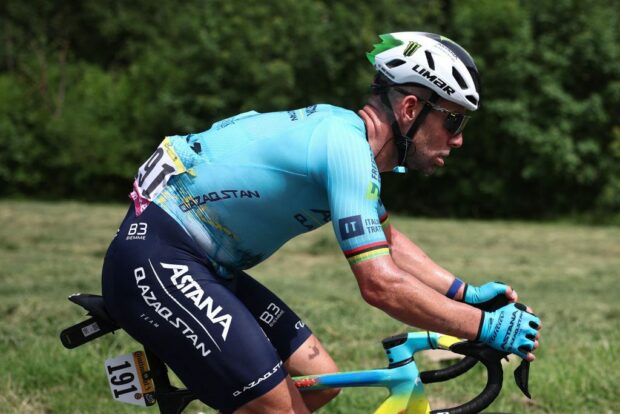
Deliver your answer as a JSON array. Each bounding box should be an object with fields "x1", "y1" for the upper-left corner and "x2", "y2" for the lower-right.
[
  {"x1": 388, "y1": 225, "x2": 465, "y2": 299},
  {"x1": 353, "y1": 258, "x2": 481, "y2": 339}
]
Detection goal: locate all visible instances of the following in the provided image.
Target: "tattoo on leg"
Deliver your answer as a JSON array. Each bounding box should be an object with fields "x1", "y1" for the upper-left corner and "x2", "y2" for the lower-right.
[{"x1": 309, "y1": 342, "x2": 320, "y2": 360}]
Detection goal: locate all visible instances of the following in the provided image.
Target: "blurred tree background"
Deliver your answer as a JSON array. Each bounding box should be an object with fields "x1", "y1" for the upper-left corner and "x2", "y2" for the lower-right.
[{"x1": 1, "y1": 0, "x2": 619, "y2": 219}]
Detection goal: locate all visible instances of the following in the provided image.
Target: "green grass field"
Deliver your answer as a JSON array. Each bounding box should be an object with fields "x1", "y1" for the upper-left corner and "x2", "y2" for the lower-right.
[{"x1": 1, "y1": 201, "x2": 618, "y2": 414}]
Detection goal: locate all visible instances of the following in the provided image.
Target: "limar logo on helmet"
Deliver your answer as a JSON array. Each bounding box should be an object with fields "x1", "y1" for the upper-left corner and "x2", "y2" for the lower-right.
[
  {"x1": 403, "y1": 41, "x2": 421, "y2": 57},
  {"x1": 412, "y1": 64, "x2": 456, "y2": 95}
]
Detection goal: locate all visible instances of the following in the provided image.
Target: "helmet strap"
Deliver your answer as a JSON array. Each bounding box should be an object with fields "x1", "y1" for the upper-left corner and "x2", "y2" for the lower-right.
[{"x1": 379, "y1": 90, "x2": 438, "y2": 171}]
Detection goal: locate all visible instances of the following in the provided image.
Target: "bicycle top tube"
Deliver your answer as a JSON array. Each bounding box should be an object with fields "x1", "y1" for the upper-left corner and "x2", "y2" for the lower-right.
[{"x1": 294, "y1": 331, "x2": 461, "y2": 387}]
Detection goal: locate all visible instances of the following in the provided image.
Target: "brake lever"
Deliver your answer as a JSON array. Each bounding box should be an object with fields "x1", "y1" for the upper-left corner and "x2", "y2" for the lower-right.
[{"x1": 514, "y1": 359, "x2": 531, "y2": 399}]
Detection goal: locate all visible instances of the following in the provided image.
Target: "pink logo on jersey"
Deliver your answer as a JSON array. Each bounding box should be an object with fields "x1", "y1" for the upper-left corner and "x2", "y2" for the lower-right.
[{"x1": 130, "y1": 180, "x2": 150, "y2": 216}]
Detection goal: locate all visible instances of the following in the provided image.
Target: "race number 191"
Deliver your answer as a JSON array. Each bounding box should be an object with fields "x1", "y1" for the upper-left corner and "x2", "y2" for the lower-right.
[
  {"x1": 104, "y1": 351, "x2": 155, "y2": 407},
  {"x1": 134, "y1": 137, "x2": 186, "y2": 201}
]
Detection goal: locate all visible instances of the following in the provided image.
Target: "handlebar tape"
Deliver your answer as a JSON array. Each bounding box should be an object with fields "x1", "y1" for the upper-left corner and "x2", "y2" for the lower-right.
[
  {"x1": 419, "y1": 356, "x2": 478, "y2": 384},
  {"x1": 428, "y1": 342, "x2": 505, "y2": 414}
]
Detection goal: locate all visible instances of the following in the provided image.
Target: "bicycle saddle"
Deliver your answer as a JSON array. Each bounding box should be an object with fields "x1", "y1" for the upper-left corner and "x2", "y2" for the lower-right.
[{"x1": 68, "y1": 293, "x2": 117, "y2": 326}]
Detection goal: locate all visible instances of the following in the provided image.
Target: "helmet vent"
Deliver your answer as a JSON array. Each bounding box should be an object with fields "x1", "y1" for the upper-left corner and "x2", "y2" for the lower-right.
[
  {"x1": 386, "y1": 59, "x2": 406, "y2": 68},
  {"x1": 466, "y1": 95, "x2": 478, "y2": 106},
  {"x1": 452, "y1": 67, "x2": 468, "y2": 89},
  {"x1": 424, "y1": 51, "x2": 435, "y2": 70}
]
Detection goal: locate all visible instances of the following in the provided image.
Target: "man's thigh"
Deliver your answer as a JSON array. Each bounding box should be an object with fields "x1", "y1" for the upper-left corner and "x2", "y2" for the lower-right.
[
  {"x1": 228, "y1": 271, "x2": 314, "y2": 361},
  {"x1": 229, "y1": 271, "x2": 338, "y2": 373}
]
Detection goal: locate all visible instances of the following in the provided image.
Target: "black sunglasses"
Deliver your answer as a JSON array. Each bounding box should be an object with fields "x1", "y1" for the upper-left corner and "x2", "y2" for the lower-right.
[{"x1": 393, "y1": 88, "x2": 471, "y2": 136}]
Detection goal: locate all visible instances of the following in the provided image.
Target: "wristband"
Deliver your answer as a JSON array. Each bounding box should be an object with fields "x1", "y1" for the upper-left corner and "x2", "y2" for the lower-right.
[
  {"x1": 446, "y1": 277, "x2": 464, "y2": 299},
  {"x1": 476, "y1": 310, "x2": 485, "y2": 340}
]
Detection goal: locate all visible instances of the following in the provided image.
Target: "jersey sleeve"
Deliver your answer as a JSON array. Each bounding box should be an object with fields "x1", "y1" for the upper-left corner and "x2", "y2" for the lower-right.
[
  {"x1": 377, "y1": 198, "x2": 390, "y2": 229},
  {"x1": 318, "y1": 118, "x2": 390, "y2": 265}
]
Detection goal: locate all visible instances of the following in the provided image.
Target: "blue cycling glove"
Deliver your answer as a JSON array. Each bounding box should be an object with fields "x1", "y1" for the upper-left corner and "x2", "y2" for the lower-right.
[
  {"x1": 477, "y1": 303, "x2": 540, "y2": 359},
  {"x1": 464, "y1": 282, "x2": 508, "y2": 304}
]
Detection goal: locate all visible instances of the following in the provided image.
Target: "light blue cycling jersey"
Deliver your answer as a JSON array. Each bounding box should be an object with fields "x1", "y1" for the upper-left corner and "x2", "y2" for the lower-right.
[{"x1": 132, "y1": 104, "x2": 390, "y2": 276}]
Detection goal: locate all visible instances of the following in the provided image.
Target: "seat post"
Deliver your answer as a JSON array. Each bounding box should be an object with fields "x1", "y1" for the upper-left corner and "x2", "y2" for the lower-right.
[{"x1": 144, "y1": 348, "x2": 198, "y2": 414}]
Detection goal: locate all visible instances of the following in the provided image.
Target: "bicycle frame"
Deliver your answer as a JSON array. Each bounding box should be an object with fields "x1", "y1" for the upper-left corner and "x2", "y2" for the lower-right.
[{"x1": 293, "y1": 332, "x2": 461, "y2": 414}]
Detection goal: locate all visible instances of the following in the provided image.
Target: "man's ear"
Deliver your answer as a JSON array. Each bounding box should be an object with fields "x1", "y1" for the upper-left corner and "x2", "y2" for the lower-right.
[{"x1": 399, "y1": 94, "x2": 420, "y2": 122}]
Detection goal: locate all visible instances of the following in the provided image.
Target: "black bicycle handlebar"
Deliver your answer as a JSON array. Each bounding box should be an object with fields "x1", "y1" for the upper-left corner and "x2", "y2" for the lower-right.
[
  {"x1": 420, "y1": 293, "x2": 510, "y2": 386},
  {"x1": 422, "y1": 293, "x2": 532, "y2": 413},
  {"x1": 420, "y1": 342, "x2": 531, "y2": 414},
  {"x1": 428, "y1": 341, "x2": 506, "y2": 414},
  {"x1": 419, "y1": 356, "x2": 478, "y2": 384}
]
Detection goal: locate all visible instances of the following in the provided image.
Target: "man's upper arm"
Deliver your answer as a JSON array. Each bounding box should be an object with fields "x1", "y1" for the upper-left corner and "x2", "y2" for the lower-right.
[{"x1": 320, "y1": 119, "x2": 391, "y2": 266}]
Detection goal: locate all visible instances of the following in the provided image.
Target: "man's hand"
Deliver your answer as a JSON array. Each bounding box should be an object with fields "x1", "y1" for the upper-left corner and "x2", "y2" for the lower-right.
[
  {"x1": 463, "y1": 281, "x2": 517, "y2": 305},
  {"x1": 477, "y1": 303, "x2": 541, "y2": 361}
]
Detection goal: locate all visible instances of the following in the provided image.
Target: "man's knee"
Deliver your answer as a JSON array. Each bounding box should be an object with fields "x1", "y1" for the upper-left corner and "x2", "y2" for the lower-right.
[
  {"x1": 286, "y1": 335, "x2": 339, "y2": 374},
  {"x1": 286, "y1": 335, "x2": 341, "y2": 411}
]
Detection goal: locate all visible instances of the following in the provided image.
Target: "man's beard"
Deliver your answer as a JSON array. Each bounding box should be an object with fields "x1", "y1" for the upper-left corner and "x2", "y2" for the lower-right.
[{"x1": 405, "y1": 148, "x2": 436, "y2": 176}]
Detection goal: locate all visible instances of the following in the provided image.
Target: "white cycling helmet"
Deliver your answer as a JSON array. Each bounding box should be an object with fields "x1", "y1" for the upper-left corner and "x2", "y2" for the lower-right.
[
  {"x1": 366, "y1": 32, "x2": 481, "y2": 172},
  {"x1": 367, "y1": 32, "x2": 480, "y2": 111}
]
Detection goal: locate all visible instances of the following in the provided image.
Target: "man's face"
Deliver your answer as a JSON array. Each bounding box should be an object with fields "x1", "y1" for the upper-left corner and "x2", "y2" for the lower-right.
[{"x1": 404, "y1": 99, "x2": 466, "y2": 175}]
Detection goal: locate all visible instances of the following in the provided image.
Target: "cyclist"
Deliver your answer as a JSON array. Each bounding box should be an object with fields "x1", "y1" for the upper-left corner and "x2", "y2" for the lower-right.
[{"x1": 102, "y1": 32, "x2": 541, "y2": 414}]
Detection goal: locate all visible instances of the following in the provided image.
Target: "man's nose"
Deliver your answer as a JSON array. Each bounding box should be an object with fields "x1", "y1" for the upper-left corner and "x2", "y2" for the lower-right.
[{"x1": 449, "y1": 133, "x2": 463, "y2": 148}]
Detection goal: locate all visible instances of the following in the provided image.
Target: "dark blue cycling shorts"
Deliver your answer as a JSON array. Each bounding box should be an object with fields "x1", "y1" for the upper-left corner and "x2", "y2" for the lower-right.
[{"x1": 101, "y1": 204, "x2": 312, "y2": 413}]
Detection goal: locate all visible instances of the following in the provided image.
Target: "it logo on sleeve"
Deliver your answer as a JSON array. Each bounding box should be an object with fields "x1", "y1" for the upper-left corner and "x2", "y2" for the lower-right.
[{"x1": 339, "y1": 215, "x2": 365, "y2": 240}]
